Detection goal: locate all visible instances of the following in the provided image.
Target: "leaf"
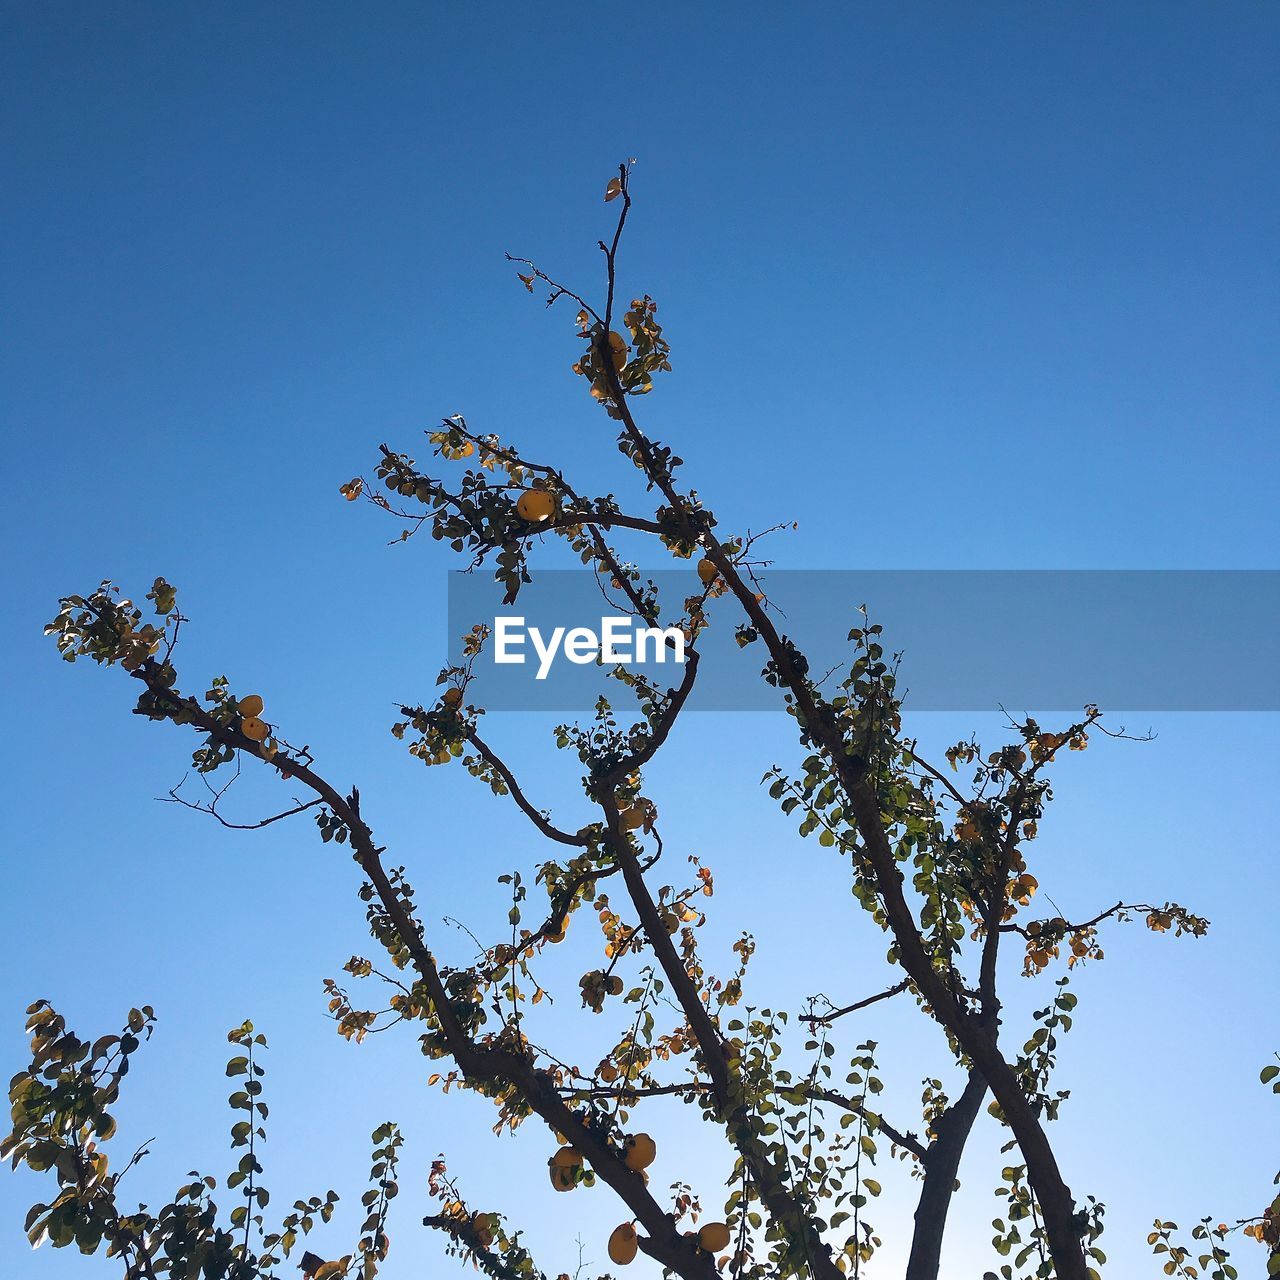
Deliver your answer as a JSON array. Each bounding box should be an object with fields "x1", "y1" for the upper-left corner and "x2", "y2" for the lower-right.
[{"x1": 605, "y1": 177, "x2": 622, "y2": 202}]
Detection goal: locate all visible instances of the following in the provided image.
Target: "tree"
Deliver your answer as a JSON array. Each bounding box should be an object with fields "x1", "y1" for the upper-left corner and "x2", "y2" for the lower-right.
[{"x1": 8, "y1": 165, "x2": 1275, "y2": 1280}]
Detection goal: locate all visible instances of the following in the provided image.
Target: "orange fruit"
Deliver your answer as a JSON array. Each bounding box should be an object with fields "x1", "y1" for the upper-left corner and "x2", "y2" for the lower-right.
[
  {"x1": 619, "y1": 805, "x2": 647, "y2": 831},
  {"x1": 623, "y1": 1133, "x2": 656, "y2": 1171},
  {"x1": 516, "y1": 489, "x2": 556, "y2": 522},
  {"x1": 608, "y1": 1223, "x2": 638, "y2": 1266},
  {"x1": 241, "y1": 715, "x2": 268, "y2": 743},
  {"x1": 697, "y1": 558, "x2": 718, "y2": 586},
  {"x1": 549, "y1": 1146, "x2": 583, "y2": 1191},
  {"x1": 698, "y1": 1222, "x2": 731, "y2": 1252},
  {"x1": 607, "y1": 331, "x2": 628, "y2": 371},
  {"x1": 238, "y1": 694, "x2": 264, "y2": 717}
]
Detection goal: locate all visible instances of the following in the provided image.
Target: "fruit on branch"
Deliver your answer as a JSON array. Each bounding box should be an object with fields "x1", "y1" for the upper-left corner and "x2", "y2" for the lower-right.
[
  {"x1": 608, "y1": 1222, "x2": 639, "y2": 1265},
  {"x1": 548, "y1": 1145, "x2": 584, "y2": 1191},
  {"x1": 607, "y1": 330, "x2": 629, "y2": 371},
  {"x1": 623, "y1": 1132, "x2": 657, "y2": 1171},
  {"x1": 698, "y1": 1221, "x2": 731, "y2": 1252},
  {"x1": 241, "y1": 715, "x2": 268, "y2": 743},
  {"x1": 441, "y1": 687, "x2": 463, "y2": 707},
  {"x1": 237, "y1": 694, "x2": 264, "y2": 717},
  {"x1": 697, "y1": 558, "x2": 719, "y2": 586},
  {"x1": 516, "y1": 489, "x2": 557, "y2": 523},
  {"x1": 620, "y1": 801, "x2": 653, "y2": 831}
]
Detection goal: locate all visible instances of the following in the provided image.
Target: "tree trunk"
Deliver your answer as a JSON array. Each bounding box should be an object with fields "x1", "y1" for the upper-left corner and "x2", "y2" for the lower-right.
[{"x1": 905, "y1": 1070, "x2": 987, "y2": 1280}]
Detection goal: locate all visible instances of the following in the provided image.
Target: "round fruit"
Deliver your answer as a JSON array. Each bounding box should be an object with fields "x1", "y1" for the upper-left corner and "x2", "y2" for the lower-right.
[
  {"x1": 238, "y1": 694, "x2": 264, "y2": 717},
  {"x1": 623, "y1": 1133, "x2": 656, "y2": 1171},
  {"x1": 549, "y1": 1146, "x2": 583, "y2": 1191},
  {"x1": 607, "y1": 331, "x2": 628, "y2": 371},
  {"x1": 607, "y1": 975, "x2": 623, "y2": 996},
  {"x1": 619, "y1": 805, "x2": 646, "y2": 831},
  {"x1": 599, "y1": 1060, "x2": 619, "y2": 1083},
  {"x1": 698, "y1": 1222, "x2": 731, "y2": 1253},
  {"x1": 697, "y1": 558, "x2": 718, "y2": 586},
  {"x1": 516, "y1": 489, "x2": 556, "y2": 523},
  {"x1": 241, "y1": 715, "x2": 268, "y2": 743},
  {"x1": 608, "y1": 1223, "x2": 639, "y2": 1266},
  {"x1": 472, "y1": 1214, "x2": 495, "y2": 1248},
  {"x1": 442, "y1": 688, "x2": 463, "y2": 707}
]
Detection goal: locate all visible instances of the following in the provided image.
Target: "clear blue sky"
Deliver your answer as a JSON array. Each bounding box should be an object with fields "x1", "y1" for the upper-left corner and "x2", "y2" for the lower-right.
[{"x1": 2, "y1": 5, "x2": 1277, "y2": 1277}]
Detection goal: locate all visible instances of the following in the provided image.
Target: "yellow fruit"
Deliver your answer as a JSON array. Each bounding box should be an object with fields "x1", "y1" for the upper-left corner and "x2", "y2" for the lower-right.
[
  {"x1": 623, "y1": 1133, "x2": 656, "y2": 1171},
  {"x1": 549, "y1": 1146, "x2": 583, "y2": 1191},
  {"x1": 697, "y1": 558, "x2": 718, "y2": 586},
  {"x1": 241, "y1": 715, "x2": 268, "y2": 743},
  {"x1": 442, "y1": 688, "x2": 463, "y2": 707},
  {"x1": 238, "y1": 694, "x2": 264, "y2": 717},
  {"x1": 619, "y1": 805, "x2": 647, "y2": 831},
  {"x1": 599, "y1": 1060, "x2": 619, "y2": 1082},
  {"x1": 607, "y1": 331, "x2": 628, "y2": 371},
  {"x1": 516, "y1": 489, "x2": 556, "y2": 522},
  {"x1": 698, "y1": 1222, "x2": 731, "y2": 1253},
  {"x1": 608, "y1": 1223, "x2": 639, "y2": 1266}
]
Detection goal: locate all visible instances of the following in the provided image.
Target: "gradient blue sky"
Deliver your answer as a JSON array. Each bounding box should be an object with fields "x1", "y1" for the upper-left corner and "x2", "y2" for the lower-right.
[{"x1": 2, "y1": 5, "x2": 1277, "y2": 1277}]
